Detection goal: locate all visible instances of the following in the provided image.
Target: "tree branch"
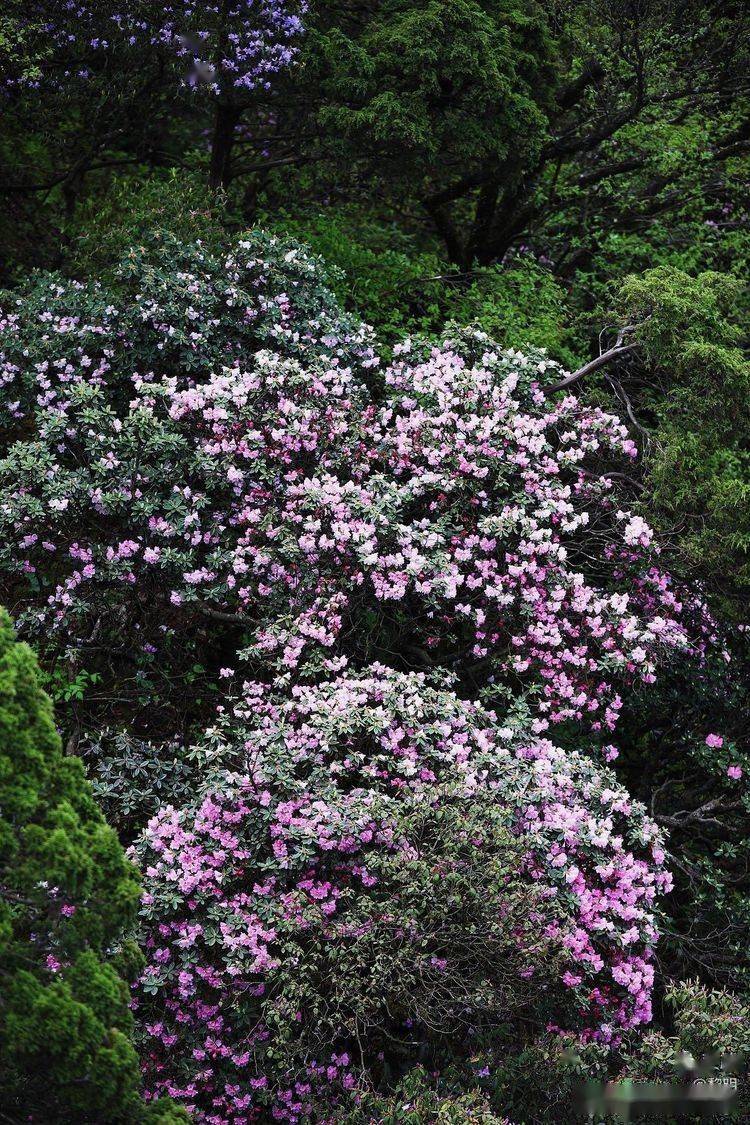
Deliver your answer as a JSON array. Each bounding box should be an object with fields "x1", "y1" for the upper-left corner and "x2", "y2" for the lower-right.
[
  {"x1": 555, "y1": 58, "x2": 606, "y2": 110},
  {"x1": 548, "y1": 339, "x2": 640, "y2": 392},
  {"x1": 577, "y1": 156, "x2": 645, "y2": 187},
  {"x1": 657, "y1": 799, "x2": 746, "y2": 832},
  {"x1": 193, "y1": 599, "x2": 254, "y2": 626}
]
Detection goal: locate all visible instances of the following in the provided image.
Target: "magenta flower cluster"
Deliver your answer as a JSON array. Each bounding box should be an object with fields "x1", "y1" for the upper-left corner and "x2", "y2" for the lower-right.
[{"x1": 134, "y1": 667, "x2": 671, "y2": 1121}]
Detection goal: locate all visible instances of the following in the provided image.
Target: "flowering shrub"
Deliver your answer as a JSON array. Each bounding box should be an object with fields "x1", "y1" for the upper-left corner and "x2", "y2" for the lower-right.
[
  {"x1": 310, "y1": 330, "x2": 712, "y2": 729},
  {"x1": 4, "y1": 1, "x2": 304, "y2": 94},
  {"x1": 0, "y1": 230, "x2": 377, "y2": 426},
  {"x1": 134, "y1": 666, "x2": 671, "y2": 1122},
  {"x1": 0, "y1": 261, "x2": 708, "y2": 734},
  {"x1": 0, "y1": 345, "x2": 369, "y2": 696}
]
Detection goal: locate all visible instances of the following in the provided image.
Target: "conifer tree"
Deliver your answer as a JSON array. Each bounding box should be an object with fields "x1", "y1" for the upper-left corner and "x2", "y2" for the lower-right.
[{"x1": 0, "y1": 607, "x2": 184, "y2": 1123}]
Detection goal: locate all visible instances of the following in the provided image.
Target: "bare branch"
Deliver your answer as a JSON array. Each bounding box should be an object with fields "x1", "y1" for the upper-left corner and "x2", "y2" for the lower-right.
[
  {"x1": 657, "y1": 799, "x2": 746, "y2": 832},
  {"x1": 193, "y1": 599, "x2": 254, "y2": 626},
  {"x1": 604, "y1": 373, "x2": 652, "y2": 450},
  {"x1": 548, "y1": 341, "x2": 640, "y2": 393}
]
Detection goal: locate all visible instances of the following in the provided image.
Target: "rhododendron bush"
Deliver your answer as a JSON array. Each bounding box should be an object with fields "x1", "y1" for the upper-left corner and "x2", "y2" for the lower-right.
[
  {"x1": 0, "y1": 239, "x2": 710, "y2": 738},
  {"x1": 134, "y1": 668, "x2": 670, "y2": 1121},
  {"x1": 4, "y1": 1, "x2": 304, "y2": 94},
  {"x1": 0, "y1": 231, "x2": 715, "y2": 1121},
  {"x1": 0, "y1": 230, "x2": 376, "y2": 424}
]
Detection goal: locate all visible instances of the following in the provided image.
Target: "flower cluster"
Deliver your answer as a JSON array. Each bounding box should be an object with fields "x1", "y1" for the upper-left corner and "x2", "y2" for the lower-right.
[
  {"x1": 362, "y1": 333, "x2": 711, "y2": 728},
  {"x1": 0, "y1": 346, "x2": 368, "y2": 679},
  {"x1": 0, "y1": 264, "x2": 709, "y2": 732},
  {"x1": 4, "y1": 1, "x2": 304, "y2": 95},
  {"x1": 0, "y1": 230, "x2": 376, "y2": 425},
  {"x1": 134, "y1": 667, "x2": 671, "y2": 1122}
]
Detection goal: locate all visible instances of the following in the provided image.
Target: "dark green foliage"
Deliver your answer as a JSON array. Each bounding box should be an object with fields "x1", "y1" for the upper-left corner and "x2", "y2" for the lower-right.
[
  {"x1": 338, "y1": 981, "x2": 750, "y2": 1122},
  {"x1": 612, "y1": 635, "x2": 750, "y2": 997},
  {"x1": 310, "y1": 0, "x2": 553, "y2": 183},
  {"x1": 612, "y1": 267, "x2": 750, "y2": 608},
  {"x1": 266, "y1": 204, "x2": 579, "y2": 359},
  {"x1": 0, "y1": 607, "x2": 170, "y2": 1122},
  {"x1": 67, "y1": 175, "x2": 232, "y2": 280},
  {"x1": 82, "y1": 731, "x2": 199, "y2": 841},
  {"x1": 339, "y1": 1066, "x2": 510, "y2": 1122},
  {"x1": 552, "y1": 268, "x2": 750, "y2": 1012},
  {"x1": 4, "y1": 1, "x2": 749, "y2": 354},
  {"x1": 275, "y1": 0, "x2": 750, "y2": 277}
]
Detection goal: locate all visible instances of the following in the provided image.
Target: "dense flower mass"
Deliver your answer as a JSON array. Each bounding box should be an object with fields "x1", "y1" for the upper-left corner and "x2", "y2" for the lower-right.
[
  {"x1": 0, "y1": 232, "x2": 716, "y2": 1121},
  {"x1": 5, "y1": 1, "x2": 304, "y2": 94},
  {"x1": 0, "y1": 230, "x2": 376, "y2": 423},
  {"x1": 4, "y1": 0, "x2": 749, "y2": 1114},
  {"x1": 364, "y1": 332, "x2": 712, "y2": 728},
  {"x1": 0, "y1": 244, "x2": 710, "y2": 733},
  {"x1": 134, "y1": 667, "x2": 671, "y2": 1122}
]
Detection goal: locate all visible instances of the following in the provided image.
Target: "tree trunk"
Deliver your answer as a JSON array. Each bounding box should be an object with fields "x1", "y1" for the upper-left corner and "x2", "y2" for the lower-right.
[
  {"x1": 465, "y1": 179, "x2": 500, "y2": 266},
  {"x1": 422, "y1": 198, "x2": 467, "y2": 268},
  {"x1": 209, "y1": 102, "x2": 240, "y2": 190}
]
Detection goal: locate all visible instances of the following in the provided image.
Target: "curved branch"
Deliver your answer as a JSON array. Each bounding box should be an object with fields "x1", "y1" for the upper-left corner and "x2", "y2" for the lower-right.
[
  {"x1": 193, "y1": 599, "x2": 254, "y2": 626},
  {"x1": 605, "y1": 372, "x2": 652, "y2": 449},
  {"x1": 577, "y1": 466, "x2": 645, "y2": 492},
  {"x1": 548, "y1": 341, "x2": 640, "y2": 392},
  {"x1": 657, "y1": 799, "x2": 745, "y2": 832}
]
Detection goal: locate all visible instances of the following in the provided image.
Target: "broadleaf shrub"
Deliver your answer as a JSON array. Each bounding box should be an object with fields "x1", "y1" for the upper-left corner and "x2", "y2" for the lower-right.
[
  {"x1": 0, "y1": 241, "x2": 712, "y2": 739},
  {"x1": 0, "y1": 228, "x2": 377, "y2": 426},
  {"x1": 134, "y1": 666, "x2": 671, "y2": 1120},
  {"x1": 83, "y1": 730, "x2": 199, "y2": 840}
]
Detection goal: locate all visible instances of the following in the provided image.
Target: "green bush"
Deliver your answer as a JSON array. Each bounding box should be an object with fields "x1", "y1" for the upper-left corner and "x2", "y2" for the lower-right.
[
  {"x1": 0, "y1": 607, "x2": 181, "y2": 1122},
  {"x1": 340, "y1": 1066, "x2": 511, "y2": 1123},
  {"x1": 613, "y1": 267, "x2": 750, "y2": 610},
  {"x1": 266, "y1": 204, "x2": 577, "y2": 359}
]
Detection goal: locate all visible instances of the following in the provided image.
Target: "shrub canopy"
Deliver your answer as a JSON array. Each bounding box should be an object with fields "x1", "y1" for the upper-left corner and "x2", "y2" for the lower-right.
[
  {"x1": 0, "y1": 239, "x2": 712, "y2": 742},
  {"x1": 135, "y1": 666, "x2": 670, "y2": 1121}
]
